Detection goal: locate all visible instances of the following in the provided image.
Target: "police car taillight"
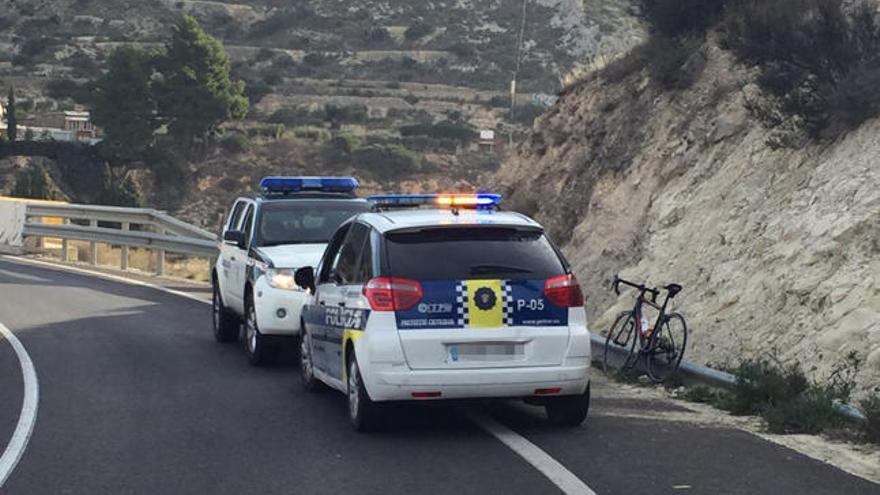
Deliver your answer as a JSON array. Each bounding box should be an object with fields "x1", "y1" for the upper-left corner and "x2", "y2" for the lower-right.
[
  {"x1": 544, "y1": 274, "x2": 584, "y2": 308},
  {"x1": 363, "y1": 277, "x2": 424, "y2": 311}
]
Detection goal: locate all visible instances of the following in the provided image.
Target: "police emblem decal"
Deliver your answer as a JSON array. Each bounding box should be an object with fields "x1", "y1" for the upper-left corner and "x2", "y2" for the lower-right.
[{"x1": 474, "y1": 287, "x2": 497, "y2": 311}]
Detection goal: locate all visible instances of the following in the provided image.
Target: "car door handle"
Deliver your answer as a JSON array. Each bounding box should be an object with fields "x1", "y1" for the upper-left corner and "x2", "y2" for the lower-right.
[
  {"x1": 319, "y1": 300, "x2": 326, "y2": 306},
  {"x1": 337, "y1": 301, "x2": 346, "y2": 307},
  {"x1": 230, "y1": 256, "x2": 236, "y2": 261}
]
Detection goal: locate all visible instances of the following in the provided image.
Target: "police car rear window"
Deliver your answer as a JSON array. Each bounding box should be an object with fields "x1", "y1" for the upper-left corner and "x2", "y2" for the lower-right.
[
  {"x1": 384, "y1": 228, "x2": 565, "y2": 281},
  {"x1": 256, "y1": 201, "x2": 370, "y2": 246}
]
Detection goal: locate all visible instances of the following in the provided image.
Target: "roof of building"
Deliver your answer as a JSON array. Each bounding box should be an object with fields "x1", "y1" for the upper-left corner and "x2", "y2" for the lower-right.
[{"x1": 358, "y1": 208, "x2": 542, "y2": 234}]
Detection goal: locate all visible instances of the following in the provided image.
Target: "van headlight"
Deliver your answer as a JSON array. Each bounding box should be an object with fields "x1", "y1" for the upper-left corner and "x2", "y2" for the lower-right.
[{"x1": 266, "y1": 268, "x2": 299, "y2": 291}]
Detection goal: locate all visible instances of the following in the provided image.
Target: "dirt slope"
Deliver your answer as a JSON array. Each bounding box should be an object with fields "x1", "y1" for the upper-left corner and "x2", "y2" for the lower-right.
[{"x1": 495, "y1": 40, "x2": 880, "y2": 396}]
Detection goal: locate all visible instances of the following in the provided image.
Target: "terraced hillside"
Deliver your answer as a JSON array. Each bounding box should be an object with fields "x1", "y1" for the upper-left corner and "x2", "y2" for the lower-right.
[{"x1": 0, "y1": 0, "x2": 640, "y2": 225}]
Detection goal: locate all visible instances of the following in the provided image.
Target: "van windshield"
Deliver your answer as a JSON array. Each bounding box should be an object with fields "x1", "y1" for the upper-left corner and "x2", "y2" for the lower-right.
[
  {"x1": 384, "y1": 227, "x2": 566, "y2": 281},
  {"x1": 256, "y1": 200, "x2": 370, "y2": 247}
]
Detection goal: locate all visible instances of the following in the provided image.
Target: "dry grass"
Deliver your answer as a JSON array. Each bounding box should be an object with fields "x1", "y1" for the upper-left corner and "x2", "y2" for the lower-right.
[{"x1": 38, "y1": 240, "x2": 211, "y2": 282}]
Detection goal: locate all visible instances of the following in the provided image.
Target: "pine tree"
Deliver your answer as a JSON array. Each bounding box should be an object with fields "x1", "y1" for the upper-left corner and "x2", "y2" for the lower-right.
[
  {"x1": 91, "y1": 46, "x2": 160, "y2": 160},
  {"x1": 156, "y1": 16, "x2": 248, "y2": 145}
]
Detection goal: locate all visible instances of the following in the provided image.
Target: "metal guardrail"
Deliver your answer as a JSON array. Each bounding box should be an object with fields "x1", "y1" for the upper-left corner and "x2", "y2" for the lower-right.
[
  {"x1": 591, "y1": 334, "x2": 867, "y2": 422},
  {"x1": 21, "y1": 201, "x2": 218, "y2": 275}
]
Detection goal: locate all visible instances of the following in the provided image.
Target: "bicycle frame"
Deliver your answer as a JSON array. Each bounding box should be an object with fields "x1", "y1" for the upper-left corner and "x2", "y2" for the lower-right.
[{"x1": 614, "y1": 278, "x2": 675, "y2": 351}]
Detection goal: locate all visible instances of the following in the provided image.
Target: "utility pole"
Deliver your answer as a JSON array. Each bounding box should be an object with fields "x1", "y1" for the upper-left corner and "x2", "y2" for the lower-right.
[{"x1": 510, "y1": 0, "x2": 528, "y2": 123}]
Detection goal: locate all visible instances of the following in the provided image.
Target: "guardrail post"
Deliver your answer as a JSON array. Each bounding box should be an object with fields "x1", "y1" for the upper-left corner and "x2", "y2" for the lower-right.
[
  {"x1": 88, "y1": 219, "x2": 98, "y2": 266},
  {"x1": 61, "y1": 217, "x2": 70, "y2": 261},
  {"x1": 120, "y1": 222, "x2": 129, "y2": 271},
  {"x1": 155, "y1": 228, "x2": 166, "y2": 276}
]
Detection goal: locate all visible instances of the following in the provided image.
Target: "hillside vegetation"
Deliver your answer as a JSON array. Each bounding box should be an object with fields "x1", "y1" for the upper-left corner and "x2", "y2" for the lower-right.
[
  {"x1": 496, "y1": 0, "x2": 880, "y2": 396},
  {"x1": 0, "y1": 0, "x2": 639, "y2": 225}
]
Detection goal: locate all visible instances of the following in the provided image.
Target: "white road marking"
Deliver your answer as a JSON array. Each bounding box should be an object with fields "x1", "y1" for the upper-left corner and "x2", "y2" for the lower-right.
[
  {"x1": 2, "y1": 256, "x2": 596, "y2": 494},
  {"x1": 470, "y1": 413, "x2": 597, "y2": 495},
  {"x1": 0, "y1": 257, "x2": 211, "y2": 306},
  {"x1": 0, "y1": 321, "x2": 40, "y2": 488},
  {"x1": 0, "y1": 269, "x2": 50, "y2": 283}
]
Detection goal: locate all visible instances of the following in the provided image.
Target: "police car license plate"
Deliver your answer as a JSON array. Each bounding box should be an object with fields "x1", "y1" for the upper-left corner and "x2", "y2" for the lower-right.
[{"x1": 448, "y1": 343, "x2": 524, "y2": 362}]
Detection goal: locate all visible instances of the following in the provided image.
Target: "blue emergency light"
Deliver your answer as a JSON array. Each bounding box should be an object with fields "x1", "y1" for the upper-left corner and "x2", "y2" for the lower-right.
[
  {"x1": 260, "y1": 176, "x2": 359, "y2": 194},
  {"x1": 367, "y1": 193, "x2": 502, "y2": 209}
]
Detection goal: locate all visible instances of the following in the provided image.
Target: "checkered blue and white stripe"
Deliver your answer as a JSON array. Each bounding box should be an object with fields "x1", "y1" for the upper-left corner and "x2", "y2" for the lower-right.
[
  {"x1": 501, "y1": 281, "x2": 513, "y2": 326},
  {"x1": 455, "y1": 281, "x2": 469, "y2": 326}
]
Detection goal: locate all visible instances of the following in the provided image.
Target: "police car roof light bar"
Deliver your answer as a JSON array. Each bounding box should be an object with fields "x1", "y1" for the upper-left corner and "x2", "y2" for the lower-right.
[
  {"x1": 367, "y1": 193, "x2": 502, "y2": 210},
  {"x1": 260, "y1": 176, "x2": 359, "y2": 194}
]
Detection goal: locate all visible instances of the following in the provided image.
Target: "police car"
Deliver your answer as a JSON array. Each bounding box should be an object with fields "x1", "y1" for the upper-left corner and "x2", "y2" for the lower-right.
[
  {"x1": 294, "y1": 193, "x2": 591, "y2": 431},
  {"x1": 212, "y1": 177, "x2": 370, "y2": 365}
]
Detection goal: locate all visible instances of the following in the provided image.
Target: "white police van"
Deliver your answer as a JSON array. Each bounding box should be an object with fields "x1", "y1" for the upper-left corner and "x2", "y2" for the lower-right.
[
  {"x1": 213, "y1": 177, "x2": 370, "y2": 365},
  {"x1": 294, "y1": 193, "x2": 591, "y2": 431}
]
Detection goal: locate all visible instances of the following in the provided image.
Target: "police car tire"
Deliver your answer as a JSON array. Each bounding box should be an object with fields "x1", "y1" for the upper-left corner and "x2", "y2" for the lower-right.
[
  {"x1": 212, "y1": 279, "x2": 239, "y2": 343},
  {"x1": 545, "y1": 383, "x2": 590, "y2": 427},
  {"x1": 245, "y1": 296, "x2": 272, "y2": 366},
  {"x1": 347, "y1": 356, "x2": 378, "y2": 432},
  {"x1": 300, "y1": 329, "x2": 323, "y2": 392}
]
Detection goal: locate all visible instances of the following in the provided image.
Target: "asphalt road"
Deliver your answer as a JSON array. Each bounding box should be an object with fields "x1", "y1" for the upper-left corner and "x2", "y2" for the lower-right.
[{"x1": 0, "y1": 258, "x2": 877, "y2": 495}]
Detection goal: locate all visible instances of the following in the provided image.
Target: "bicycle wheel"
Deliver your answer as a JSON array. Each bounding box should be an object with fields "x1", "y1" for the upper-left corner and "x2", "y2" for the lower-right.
[
  {"x1": 646, "y1": 312, "x2": 688, "y2": 383},
  {"x1": 603, "y1": 311, "x2": 638, "y2": 374}
]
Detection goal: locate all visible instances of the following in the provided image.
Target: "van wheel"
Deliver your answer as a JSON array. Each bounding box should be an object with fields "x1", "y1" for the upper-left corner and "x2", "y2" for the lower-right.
[
  {"x1": 244, "y1": 295, "x2": 271, "y2": 366},
  {"x1": 545, "y1": 383, "x2": 590, "y2": 427},
  {"x1": 347, "y1": 356, "x2": 378, "y2": 432},
  {"x1": 212, "y1": 279, "x2": 239, "y2": 343}
]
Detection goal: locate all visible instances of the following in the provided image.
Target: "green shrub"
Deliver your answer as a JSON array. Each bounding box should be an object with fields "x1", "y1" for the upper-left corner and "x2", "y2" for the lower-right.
[
  {"x1": 246, "y1": 124, "x2": 285, "y2": 140},
  {"x1": 292, "y1": 126, "x2": 330, "y2": 142},
  {"x1": 352, "y1": 144, "x2": 420, "y2": 177},
  {"x1": 861, "y1": 394, "x2": 880, "y2": 444},
  {"x1": 404, "y1": 20, "x2": 433, "y2": 41},
  {"x1": 638, "y1": 0, "x2": 729, "y2": 38},
  {"x1": 402, "y1": 135, "x2": 457, "y2": 153},
  {"x1": 399, "y1": 120, "x2": 475, "y2": 143},
  {"x1": 513, "y1": 103, "x2": 548, "y2": 127},
  {"x1": 325, "y1": 104, "x2": 368, "y2": 125},
  {"x1": 268, "y1": 107, "x2": 324, "y2": 127},
  {"x1": 12, "y1": 165, "x2": 58, "y2": 200},
  {"x1": 333, "y1": 131, "x2": 363, "y2": 152},
  {"x1": 716, "y1": 358, "x2": 852, "y2": 434},
  {"x1": 681, "y1": 385, "x2": 723, "y2": 404},
  {"x1": 721, "y1": 0, "x2": 880, "y2": 140},
  {"x1": 488, "y1": 95, "x2": 508, "y2": 108},
  {"x1": 220, "y1": 133, "x2": 251, "y2": 153}
]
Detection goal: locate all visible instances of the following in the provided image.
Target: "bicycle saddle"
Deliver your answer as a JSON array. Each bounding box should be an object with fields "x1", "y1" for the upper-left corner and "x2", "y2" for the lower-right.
[{"x1": 665, "y1": 284, "x2": 683, "y2": 298}]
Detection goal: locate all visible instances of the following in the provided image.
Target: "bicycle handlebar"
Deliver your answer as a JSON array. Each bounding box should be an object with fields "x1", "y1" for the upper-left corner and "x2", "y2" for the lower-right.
[{"x1": 612, "y1": 276, "x2": 683, "y2": 301}]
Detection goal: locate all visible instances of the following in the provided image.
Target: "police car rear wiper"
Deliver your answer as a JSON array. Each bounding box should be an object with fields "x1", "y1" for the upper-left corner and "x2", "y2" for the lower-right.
[{"x1": 468, "y1": 264, "x2": 532, "y2": 275}]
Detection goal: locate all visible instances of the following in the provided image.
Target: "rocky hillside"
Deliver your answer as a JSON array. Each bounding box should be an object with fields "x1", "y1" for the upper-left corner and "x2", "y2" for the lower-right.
[{"x1": 496, "y1": 35, "x2": 880, "y2": 396}]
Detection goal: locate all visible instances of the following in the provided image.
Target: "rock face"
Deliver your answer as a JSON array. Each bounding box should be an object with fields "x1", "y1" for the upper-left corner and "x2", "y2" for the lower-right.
[{"x1": 495, "y1": 40, "x2": 880, "y2": 396}]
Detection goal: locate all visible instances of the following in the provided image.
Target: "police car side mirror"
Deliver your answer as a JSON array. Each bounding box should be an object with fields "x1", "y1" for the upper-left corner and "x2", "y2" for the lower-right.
[
  {"x1": 223, "y1": 230, "x2": 246, "y2": 250},
  {"x1": 295, "y1": 267, "x2": 316, "y2": 293}
]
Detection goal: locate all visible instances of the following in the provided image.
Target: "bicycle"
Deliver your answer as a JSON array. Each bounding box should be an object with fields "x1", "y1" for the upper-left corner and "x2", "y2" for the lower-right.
[{"x1": 602, "y1": 276, "x2": 688, "y2": 383}]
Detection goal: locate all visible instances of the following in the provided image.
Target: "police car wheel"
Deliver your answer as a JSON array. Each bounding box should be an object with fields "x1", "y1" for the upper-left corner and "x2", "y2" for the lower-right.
[
  {"x1": 347, "y1": 356, "x2": 378, "y2": 432},
  {"x1": 212, "y1": 279, "x2": 239, "y2": 343},
  {"x1": 244, "y1": 296, "x2": 272, "y2": 366},
  {"x1": 545, "y1": 383, "x2": 590, "y2": 427},
  {"x1": 300, "y1": 329, "x2": 321, "y2": 392}
]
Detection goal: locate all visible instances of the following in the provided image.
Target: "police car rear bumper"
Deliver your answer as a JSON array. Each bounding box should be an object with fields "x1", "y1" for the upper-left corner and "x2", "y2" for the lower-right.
[{"x1": 364, "y1": 361, "x2": 590, "y2": 401}]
